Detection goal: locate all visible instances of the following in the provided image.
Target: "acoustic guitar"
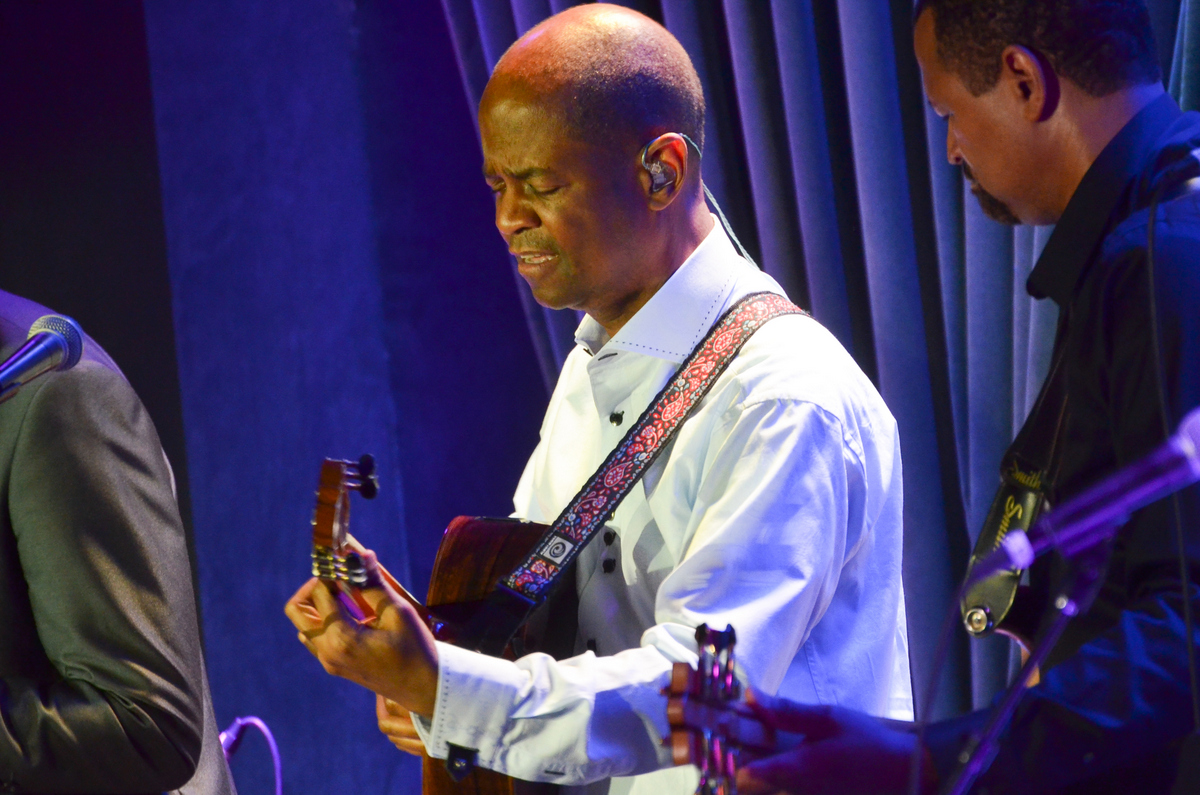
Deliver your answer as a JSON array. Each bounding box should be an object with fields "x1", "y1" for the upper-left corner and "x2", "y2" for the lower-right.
[{"x1": 309, "y1": 455, "x2": 573, "y2": 795}]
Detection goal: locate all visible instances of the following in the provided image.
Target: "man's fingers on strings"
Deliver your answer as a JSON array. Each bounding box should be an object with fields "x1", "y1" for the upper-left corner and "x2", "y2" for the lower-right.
[
  {"x1": 732, "y1": 767, "x2": 781, "y2": 795},
  {"x1": 283, "y1": 577, "x2": 325, "y2": 630},
  {"x1": 307, "y1": 576, "x2": 346, "y2": 617},
  {"x1": 746, "y1": 690, "x2": 838, "y2": 739},
  {"x1": 739, "y1": 746, "x2": 824, "y2": 795},
  {"x1": 357, "y1": 586, "x2": 401, "y2": 628},
  {"x1": 354, "y1": 546, "x2": 399, "y2": 598},
  {"x1": 289, "y1": 598, "x2": 323, "y2": 625},
  {"x1": 295, "y1": 604, "x2": 346, "y2": 641}
]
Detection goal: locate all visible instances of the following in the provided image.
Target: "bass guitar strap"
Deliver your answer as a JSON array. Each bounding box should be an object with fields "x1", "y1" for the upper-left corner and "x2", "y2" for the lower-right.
[
  {"x1": 454, "y1": 291, "x2": 807, "y2": 655},
  {"x1": 961, "y1": 312, "x2": 1071, "y2": 640}
]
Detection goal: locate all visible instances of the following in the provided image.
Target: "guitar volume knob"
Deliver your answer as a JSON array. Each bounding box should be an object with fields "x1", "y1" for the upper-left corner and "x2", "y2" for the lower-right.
[{"x1": 964, "y1": 606, "x2": 992, "y2": 635}]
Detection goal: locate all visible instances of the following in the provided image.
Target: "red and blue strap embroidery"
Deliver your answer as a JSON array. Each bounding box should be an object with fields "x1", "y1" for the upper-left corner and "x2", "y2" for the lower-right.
[{"x1": 502, "y1": 291, "x2": 807, "y2": 600}]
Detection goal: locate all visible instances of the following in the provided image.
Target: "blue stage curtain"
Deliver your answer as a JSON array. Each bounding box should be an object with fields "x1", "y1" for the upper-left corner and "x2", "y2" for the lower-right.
[
  {"x1": 436, "y1": 0, "x2": 1194, "y2": 719},
  {"x1": 143, "y1": 1, "x2": 548, "y2": 792}
]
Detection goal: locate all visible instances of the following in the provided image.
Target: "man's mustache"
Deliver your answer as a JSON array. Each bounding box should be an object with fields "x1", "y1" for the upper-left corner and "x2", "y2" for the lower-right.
[{"x1": 961, "y1": 162, "x2": 1021, "y2": 226}]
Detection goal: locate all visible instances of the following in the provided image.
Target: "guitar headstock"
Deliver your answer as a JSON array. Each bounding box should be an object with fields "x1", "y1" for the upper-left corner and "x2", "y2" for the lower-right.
[
  {"x1": 311, "y1": 455, "x2": 379, "y2": 614},
  {"x1": 666, "y1": 624, "x2": 775, "y2": 795}
]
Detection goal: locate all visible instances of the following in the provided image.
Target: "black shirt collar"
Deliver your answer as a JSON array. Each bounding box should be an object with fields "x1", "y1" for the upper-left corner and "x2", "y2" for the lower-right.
[{"x1": 1027, "y1": 92, "x2": 1182, "y2": 305}]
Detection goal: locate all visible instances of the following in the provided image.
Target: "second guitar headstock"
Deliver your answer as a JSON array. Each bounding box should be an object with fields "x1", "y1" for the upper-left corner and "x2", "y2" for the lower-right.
[{"x1": 666, "y1": 624, "x2": 779, "y2": 795}]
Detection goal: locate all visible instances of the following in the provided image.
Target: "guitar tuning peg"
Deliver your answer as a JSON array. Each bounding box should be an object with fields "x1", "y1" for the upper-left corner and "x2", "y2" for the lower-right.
[
  {"x1": 356, "y1": 454, "x2": 379, "y2": 499},
  {"x1": 666, "y1": 661, "x2": 694, "y2": 696},
  {"x1": 357, "y1": 454, "x2": 376, "y2": 478},
  {"x1": 709, "y1": 625, "x2": 735, "y2": 651}
]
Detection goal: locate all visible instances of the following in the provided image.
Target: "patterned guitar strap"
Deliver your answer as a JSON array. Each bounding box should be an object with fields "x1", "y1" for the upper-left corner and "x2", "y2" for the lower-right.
[{"x1": 453, "y1": 291, "x2": 807, "y2": 657}]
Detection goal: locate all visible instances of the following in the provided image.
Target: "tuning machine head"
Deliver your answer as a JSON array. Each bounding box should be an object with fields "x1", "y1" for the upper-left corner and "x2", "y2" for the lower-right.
[
  {"x1": 695, "y1": 623, "x2": 737, "y2": 650},
  {"x1": 354, "y1": 454, "x2": 379, "y2": 499}
]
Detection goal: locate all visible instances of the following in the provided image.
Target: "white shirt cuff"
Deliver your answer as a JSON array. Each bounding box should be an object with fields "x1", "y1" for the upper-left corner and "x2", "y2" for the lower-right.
[{"x1": 416, "y1": 640, "x2": 529, "y2": 762}]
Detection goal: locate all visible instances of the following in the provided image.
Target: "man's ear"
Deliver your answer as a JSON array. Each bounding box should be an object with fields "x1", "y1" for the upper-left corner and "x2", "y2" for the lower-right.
[
  {"x1": 640, "y1": 134, "x2": 690, "y2": 210},
  {"x1": 1002, "y1": 44, "x2": 1060, "y2": 122}
]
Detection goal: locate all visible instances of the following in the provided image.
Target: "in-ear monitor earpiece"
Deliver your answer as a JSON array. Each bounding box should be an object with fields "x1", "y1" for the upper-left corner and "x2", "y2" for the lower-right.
[
  {"x1": 647, "y1": 159, "x2": 675, "y2": 192},
  {"x1": 640, "y1": 138, "x2": 680, "y2": 193},
  {"x1": 636, "y1": 132, "x2": 758, "y2": 269}
]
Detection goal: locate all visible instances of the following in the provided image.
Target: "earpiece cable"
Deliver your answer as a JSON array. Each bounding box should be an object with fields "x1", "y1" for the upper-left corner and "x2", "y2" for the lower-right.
[{"x1": 641, "y1": 133, "x2": 761, "y2": 270}]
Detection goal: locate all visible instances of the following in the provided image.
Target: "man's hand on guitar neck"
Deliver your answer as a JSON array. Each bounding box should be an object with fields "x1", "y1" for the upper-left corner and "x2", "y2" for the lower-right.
[
  {"x1": 284, "y1": 552, "x2": 440, "y2": 719},
  {"x1": 735, "y1": 693, "x2": 939, "y2": 795}
]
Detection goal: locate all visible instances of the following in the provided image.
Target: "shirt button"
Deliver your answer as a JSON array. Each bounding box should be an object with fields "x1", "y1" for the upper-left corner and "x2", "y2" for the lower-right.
[
  {"x1": 604, "y1": 531, "x2": 616, "y2": 545},
  {"x1": 602, "y1": 558, "x2": 616, "y2": 573},
  {"x1": 609, "y1": 411, "x2": 624, "y2": 426}
]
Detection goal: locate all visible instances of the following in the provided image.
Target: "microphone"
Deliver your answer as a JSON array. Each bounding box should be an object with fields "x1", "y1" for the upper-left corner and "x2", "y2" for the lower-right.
[
  {"x1": 968, "y1": 406, "x2": 1200, "y2": 585},
  {"x1": 0, "y1": 315, "x2": 85, "y2": 404}
]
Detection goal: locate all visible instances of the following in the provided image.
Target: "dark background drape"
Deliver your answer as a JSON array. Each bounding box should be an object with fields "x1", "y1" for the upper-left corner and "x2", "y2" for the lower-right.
[{"x1": 0, "y1": 1, "x2": 1192, "y2": 793}]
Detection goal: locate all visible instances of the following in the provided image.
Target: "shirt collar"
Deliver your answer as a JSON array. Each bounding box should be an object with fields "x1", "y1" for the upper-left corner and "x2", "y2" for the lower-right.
[
  {"x1": 1027, "y1": 92, "x2": 1182, "y2": 305},
  {"x1": 574, "y1": 219, "x2": 761, "y2": 363}
]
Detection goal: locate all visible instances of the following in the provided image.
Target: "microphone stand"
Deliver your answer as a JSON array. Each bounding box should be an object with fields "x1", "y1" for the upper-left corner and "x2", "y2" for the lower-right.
[{"x1": 944, "y1": 539, "x2": 1113, "y2": 795}]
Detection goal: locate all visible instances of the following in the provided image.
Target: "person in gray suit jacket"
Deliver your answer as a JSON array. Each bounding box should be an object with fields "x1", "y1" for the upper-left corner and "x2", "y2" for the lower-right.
[{"x1": 0, "y1": 289, "x2": 234, "y2": 794}]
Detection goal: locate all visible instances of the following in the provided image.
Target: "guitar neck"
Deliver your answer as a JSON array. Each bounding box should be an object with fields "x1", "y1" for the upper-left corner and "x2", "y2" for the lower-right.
[
  {"x1": 335, "y1": 530, "x2": 431, "y2": 620},
  {"x1": 373, "y1": 560, "x2": 428, "y2": 616}
]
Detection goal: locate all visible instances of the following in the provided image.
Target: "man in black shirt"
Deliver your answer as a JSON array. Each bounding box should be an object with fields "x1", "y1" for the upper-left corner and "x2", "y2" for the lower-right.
[{"x1": 739, "y1": 2, "x2": 1200, "y2": 794}]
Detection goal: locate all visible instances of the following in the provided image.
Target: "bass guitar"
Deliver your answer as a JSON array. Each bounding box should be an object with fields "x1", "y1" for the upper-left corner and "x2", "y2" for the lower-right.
[
  {"x1": 664, "y1": 624, "x2": 779, "y2": 795},
  {"x1": 666, "y1": 626, "x2": 940, "y2": 795},
  {"x1": 309, "y1": 455, "x2": 573, "y2": 795}
]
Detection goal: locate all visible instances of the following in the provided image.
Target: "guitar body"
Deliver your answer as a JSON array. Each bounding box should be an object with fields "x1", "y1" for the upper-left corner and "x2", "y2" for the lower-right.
[
  {"x1": 428, "y1": 517, "x2": 546, "y2": 604},
  {"x1": 422, "y1": 517, "x2": 575, "y2": 795}
]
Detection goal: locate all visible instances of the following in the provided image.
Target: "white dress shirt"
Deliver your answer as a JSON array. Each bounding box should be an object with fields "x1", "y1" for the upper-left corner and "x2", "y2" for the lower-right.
[{"x1": 415, "y1": 221, "x2": 912, "y2": 795}]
